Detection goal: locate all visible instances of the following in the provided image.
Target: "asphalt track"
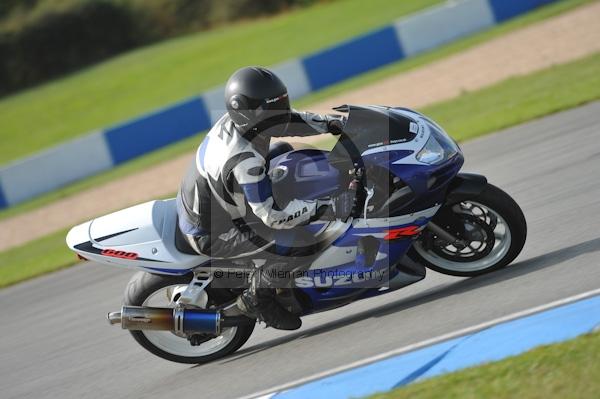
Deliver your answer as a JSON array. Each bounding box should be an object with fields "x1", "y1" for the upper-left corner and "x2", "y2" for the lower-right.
[{"x1": 1, "y1": 102, "x2": 600, "y2": 399}]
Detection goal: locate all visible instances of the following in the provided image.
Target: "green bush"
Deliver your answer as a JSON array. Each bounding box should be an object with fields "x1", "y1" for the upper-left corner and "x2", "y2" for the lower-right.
[
  {"x1": 0, "y1": 0, "x2": 316, "y2": 96},
  {"x1": 0, "y1": 1, "x2": 141, "y2": 95}
]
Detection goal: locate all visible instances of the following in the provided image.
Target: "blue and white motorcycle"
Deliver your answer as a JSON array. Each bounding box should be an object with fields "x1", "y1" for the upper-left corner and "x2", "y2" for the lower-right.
[{"x1": 66, "y1": 105, "x2": 527, "y2": 363}]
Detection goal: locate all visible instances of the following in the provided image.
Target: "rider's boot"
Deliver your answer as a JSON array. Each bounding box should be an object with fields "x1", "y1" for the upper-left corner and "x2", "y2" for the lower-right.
[
  {"x1": 236, "y1": 266, "x2": 301, "y2": 330},
  {"x1": 236, "y1": 288, "x2": 301, "y2": 330}
]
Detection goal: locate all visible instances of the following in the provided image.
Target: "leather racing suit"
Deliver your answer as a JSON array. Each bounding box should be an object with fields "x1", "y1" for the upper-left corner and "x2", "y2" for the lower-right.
[{"x1": 176, "y1": 110, "x2": 344, "y2": 259}]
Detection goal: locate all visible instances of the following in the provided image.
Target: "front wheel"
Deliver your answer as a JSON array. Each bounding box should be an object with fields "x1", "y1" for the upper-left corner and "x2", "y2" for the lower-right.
[
  {"x1": 409, "y1": 183, "x2": 527, "y2": 277},
  {"x1": 123, "y1": 272, "x2": 255, "y2": 364}
]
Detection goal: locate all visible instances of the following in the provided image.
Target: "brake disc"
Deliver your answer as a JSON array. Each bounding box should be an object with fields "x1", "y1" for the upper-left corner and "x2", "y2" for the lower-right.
[{"x1": 431, "y1": 214, "x2": 495, "y2": 262}]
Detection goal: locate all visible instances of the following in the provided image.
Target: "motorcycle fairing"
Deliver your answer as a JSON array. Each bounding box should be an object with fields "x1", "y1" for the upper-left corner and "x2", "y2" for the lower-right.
[
  {"x1": 269, "y1": 149, "x2": 341, "y2": 204},
  {"x1": 299, "y1": 206, "x2": 439, "y2": 311},
  {"x1": 66, "y1": 200, "x2": 210, "y2": 274}
]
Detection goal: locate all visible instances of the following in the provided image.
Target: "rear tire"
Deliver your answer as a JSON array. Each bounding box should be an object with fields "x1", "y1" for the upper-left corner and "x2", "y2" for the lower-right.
[
  {"x1": 124, "y1": 272, "x2": 255, "y2": 364},
  {"x1": 409, "y1": 183, "x2": 526, "y2": 277}
]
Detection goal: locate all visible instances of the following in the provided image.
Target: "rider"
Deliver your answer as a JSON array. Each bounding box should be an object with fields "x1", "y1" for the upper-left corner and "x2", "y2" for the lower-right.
[{"x1": 176, "y1": 66, "x2": 353, "y2": 330}]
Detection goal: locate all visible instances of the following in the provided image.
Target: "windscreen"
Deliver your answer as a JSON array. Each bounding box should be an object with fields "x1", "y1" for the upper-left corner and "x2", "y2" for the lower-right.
[{"x1": 329, "y1": 105, "x2": 418, "y2": 164}]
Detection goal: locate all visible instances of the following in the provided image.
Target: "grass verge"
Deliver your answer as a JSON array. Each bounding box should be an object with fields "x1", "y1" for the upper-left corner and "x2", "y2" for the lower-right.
[
  {"x1": 1, "y1": 51, "x2": 599, "y2": 287},
  {"x1": 0, "y1": 0, "x2": 441, "y2": 164},
  {"x1": 425, "y1": 52, "x2": 600, "y2": 142},
  {"x1": 368, "y1": 331, "x2": 600, "y2": 399},
  {"x1": 0, "y1": 229, "x2": 72, "y2": 288},
  {"x1": 0, "y1": 0, "x2": 593, "y2": 222}
]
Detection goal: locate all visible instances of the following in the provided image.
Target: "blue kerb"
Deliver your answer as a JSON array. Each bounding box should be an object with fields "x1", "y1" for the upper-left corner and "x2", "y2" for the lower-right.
[{"x1": 271, "y1": 294, "x2": 600, "y2": 399}]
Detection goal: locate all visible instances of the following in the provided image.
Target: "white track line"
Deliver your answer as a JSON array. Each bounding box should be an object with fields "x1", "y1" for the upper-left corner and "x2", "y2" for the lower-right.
[{"x1": 241, "y1": 287, "x2": 600, "y2": 399}]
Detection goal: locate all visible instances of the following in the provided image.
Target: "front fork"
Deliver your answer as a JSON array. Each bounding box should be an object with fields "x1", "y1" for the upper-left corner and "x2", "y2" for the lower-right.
[{"x1": 422, "y1": 173, "x2": 489, "y2": 248}]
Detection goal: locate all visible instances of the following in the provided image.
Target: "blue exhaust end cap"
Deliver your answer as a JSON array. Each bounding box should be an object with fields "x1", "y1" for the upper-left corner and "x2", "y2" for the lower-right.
[{"x1": 183, "y1": 310, "x2": 220, "y2": 335}]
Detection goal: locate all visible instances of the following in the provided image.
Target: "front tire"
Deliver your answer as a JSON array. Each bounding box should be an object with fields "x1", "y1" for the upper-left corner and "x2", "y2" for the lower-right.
[
  {"x1": 124, "y1": 272, "x2": 255, "y2": 364},
  {"x1": 409, "y1": 183, "x2": 526, "y2": 277}
]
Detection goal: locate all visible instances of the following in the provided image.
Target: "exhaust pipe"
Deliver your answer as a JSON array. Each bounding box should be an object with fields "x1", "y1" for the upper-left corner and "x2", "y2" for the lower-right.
[{"x1": 107, "y1": 306, "x2": 221, "y2": 335}]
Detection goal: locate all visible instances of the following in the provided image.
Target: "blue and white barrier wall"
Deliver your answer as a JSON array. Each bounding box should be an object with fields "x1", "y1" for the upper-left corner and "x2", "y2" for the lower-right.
[{"x1": 0, "y1": 0, "x2": 558, "y2": 208}]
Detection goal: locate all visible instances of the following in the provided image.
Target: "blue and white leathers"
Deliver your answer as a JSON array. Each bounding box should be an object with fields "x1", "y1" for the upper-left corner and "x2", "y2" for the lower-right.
[{"x1": 174, "y1": 109, "x2": 345, "y2": 258}]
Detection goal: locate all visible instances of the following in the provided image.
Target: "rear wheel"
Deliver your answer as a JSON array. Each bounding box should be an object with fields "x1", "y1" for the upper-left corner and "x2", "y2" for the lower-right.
[
  {"x1": 409, "y1": 183, "x2": 526, "y2": 277},
  {"x1": 124, "y1": 272, "x2": 255, "y2": 364}
]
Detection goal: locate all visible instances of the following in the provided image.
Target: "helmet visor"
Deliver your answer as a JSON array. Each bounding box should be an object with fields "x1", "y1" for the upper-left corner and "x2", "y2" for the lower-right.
[{"x1": 253, "y1": 92, "x2": 291, "y2": 133}]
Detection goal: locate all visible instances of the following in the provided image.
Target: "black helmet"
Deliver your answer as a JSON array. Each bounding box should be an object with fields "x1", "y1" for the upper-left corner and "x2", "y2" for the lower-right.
[{"x1": 224, "y1": 66, "x2": 291, "y2": 133}]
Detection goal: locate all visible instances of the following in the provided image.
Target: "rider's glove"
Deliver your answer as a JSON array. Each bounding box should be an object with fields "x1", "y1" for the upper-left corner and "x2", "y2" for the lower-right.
[
  {"x1": 313, "y1": 192, "x2": 355, "y2": 222},
  {"x1": 327, "y1": 116, "x2": 344, "y2": 135}
]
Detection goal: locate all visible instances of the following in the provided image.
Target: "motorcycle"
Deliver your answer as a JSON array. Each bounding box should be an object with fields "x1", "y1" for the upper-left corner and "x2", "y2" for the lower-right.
[{"x1": 66, "y1": 104, "x2": 527, "y2": 364}]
